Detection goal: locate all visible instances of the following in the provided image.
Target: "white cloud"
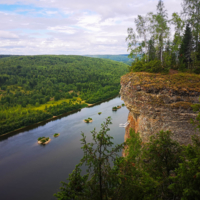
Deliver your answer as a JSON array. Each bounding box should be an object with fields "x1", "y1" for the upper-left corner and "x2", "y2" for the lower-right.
[
  {"x1": 0, "y1": 31, "x2": 19, "y2": 39},
  {"x1": 48, "y1": 26, "x2": 77, "y2": 34},
  {"x1": 0, "y1": 0, "x2": 183, "y2": 55}
]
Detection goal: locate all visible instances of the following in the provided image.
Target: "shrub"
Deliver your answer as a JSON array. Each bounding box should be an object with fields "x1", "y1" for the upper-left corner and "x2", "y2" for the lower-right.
[
  {"x1": 130, "y1": 60, "x2": 169, "y2": 73},
  {"x1": 38, "y1": 137, "x2": 45, "y2": 141},
  {"x1": 193, "y1": 67, "x2": 200, "y2": 74},
  {"x1": 112, "y1": 106, "x2": 117, "y2": 111}
]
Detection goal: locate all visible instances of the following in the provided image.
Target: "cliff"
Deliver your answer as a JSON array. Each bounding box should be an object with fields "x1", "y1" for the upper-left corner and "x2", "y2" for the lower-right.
[{"x1": 120, "y1": 72, "x2": 200, "y2": 145}]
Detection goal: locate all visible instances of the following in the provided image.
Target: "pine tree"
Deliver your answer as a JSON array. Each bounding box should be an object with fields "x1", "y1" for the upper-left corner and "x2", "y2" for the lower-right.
[
  {"x1": 182, "y1": 0, "x2": 200, "y2": 52},
  {"x1": 148, "y1": 38, "x2": 156, "y2": 61},
  {"x1": 179, "y1": 24, "x2": 193, "y2": 69}
]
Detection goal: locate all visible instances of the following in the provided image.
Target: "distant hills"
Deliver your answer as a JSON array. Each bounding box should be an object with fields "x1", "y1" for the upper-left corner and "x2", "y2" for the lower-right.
[
  {"x1": 0, "y1": 54, "x2": 135, "y2": 65},
  {"x1": 85, "y1": 54, "x2": 135, "y2": 65},
  {"x1": 0, "y1": 55, "x2": 128, "y2": 135}
]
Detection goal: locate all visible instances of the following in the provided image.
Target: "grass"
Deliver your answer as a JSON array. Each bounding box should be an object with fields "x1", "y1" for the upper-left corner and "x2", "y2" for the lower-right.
[
  {"x1": 121, "y1": 72, "x2": 200, "y2": 93},
  {"x1": 0, "y1": 97, "x2": 87, "y2": 123},
  {"x1": 33, "y1": 97, "x2": 85, "y2": 111}
]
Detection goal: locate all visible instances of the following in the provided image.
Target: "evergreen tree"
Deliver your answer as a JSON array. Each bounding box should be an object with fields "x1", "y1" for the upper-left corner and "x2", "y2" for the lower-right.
[
  {"x1": 179, "y1": 24, "x2": 193, "y2": 69},
  {"x1": 148, "y1": 38, "x2": 156, "y2": 61},
  {"x1": 182, "y1": 0, "x2": 200, "y2": 52}
]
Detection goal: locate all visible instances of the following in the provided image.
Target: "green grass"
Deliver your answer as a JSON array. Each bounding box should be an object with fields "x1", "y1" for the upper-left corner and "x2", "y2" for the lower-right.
[{"x1": 33, "y1": 97, "x2": 85, "y2": 111}]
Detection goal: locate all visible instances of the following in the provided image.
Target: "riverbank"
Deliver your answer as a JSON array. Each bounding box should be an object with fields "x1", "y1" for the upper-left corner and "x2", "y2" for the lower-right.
[
  {"x1": 0, "y1": 94, "x2": 119, "y2": 139},
  {"x1": 0, "y1": 96, "x2": 128, "y2": 200}
]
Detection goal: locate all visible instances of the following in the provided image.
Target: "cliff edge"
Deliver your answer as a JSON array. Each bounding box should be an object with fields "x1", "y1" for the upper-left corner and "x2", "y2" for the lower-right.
[{"x1": 120, "y1": 72, "x2": 200, "y2": 145}]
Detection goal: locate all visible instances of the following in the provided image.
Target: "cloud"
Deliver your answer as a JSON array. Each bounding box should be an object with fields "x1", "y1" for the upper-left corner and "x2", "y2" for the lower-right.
[
  {"x1": 0, "y1": 0, "x2": 182, "y2": 55},
  {"x1": 0, "y1": 30, "x2": 18, "y2": 39}
]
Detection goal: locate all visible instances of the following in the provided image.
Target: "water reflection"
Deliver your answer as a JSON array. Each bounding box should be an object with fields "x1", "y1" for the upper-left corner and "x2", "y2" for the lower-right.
[{"x1": 0, "y1": 97, "x2": 129, "y2": 200}]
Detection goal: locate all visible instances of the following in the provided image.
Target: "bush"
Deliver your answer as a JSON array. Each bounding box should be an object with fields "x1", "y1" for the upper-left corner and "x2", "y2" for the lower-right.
[
  {"x1": 112, "y1": 106, "x2": 117, "y2": 111},
  {"x1": 130, "y1": 60, "x2": 169, "y2": 73},
  {"x1": 193, "y1": 67, "x2": 200, "y2": 74},
  {"x1": 38, "y1": 137, "x2": 45, "y2": 141}
]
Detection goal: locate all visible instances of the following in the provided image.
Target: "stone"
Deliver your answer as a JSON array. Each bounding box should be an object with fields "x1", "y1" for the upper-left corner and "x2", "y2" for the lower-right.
[{"x1": 120, "y1": 72, "x2": 200, "y2": 145}]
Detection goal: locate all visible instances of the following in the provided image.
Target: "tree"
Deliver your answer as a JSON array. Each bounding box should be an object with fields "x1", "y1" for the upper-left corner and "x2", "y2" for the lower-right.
[
  {"x1": 142, "y1": 130, "x2": 183, "y2": 199},
  {"x1": 179, "y1": 24, "x2": 193, "y2": 69},
  {"x1": 154, "y1": 0, "x2": 170, "y2": 64},
  {"x1": 54, "y1": 117, "x2": 124, "y2": 200},
  {"x1": 126, "y1": 28, "x2": 139, "y2": 58},
  {"x1": 169, "y1": 125, "x2": 200, "y2": 199},
  {"x1": 170, "y1": 12, "x2": 185, "y2": 65},
  {"x1": 182, "y1": 0, "x2": 200, "y2": 52},
  {"x1": 148, "y1": 37, "x2": 156, "y2": 61},
  {"x1": 134, "y1": 15, "x2": 149, "y2": 61}
]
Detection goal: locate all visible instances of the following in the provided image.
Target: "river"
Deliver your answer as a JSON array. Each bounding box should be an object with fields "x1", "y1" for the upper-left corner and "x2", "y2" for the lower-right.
[{"x1": 0, "y1": 97, "x2": 129, "y2": 200}]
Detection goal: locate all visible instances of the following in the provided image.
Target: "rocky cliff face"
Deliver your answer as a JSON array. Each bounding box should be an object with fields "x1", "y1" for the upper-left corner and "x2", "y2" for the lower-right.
[{"x1": 120, "y1": 72, "x2": 200, "y2": 145}]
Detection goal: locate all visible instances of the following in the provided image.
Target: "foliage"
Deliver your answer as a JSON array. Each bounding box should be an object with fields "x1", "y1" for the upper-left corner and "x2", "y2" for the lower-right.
[
  {"x1": 112, "y1": 106, "x2": 117, "y2": 111},
  {"x1": 169, "y1": 134, "x2": 200, "y2": 199},
  {"x1": 55, "y1": 111, "x2": 200, "y2": 200},
  {"x1": 0, "y1": 55, "x2": 128, "y2": 135},
  {"x1": 84, "y1": 118, "x2": 92, "y2": 123},
  {"x1": 126, "y1": 0, "x2": 200, "y2": 73},
  {"x1": 38, "y1": 137, "x2": 45, "y2": 141},
  {"x1": 182, "y1": 0, "x2": 200, "y2": 51},
  {"x1": 129, "y1": 59, "x2": 169, "y2": 73},
  {"x1": 54, "y1": 117, "x2": 125, "y2": 200},
  {"x1": 142, "y1": 131, "x2": 183, "y2": 199},
  {"x1": 179, "y1": 24, "x2": 193, "y2": 69},
  {"x1": 38, "y1": 137, "x2": 49, "y2": 144}
]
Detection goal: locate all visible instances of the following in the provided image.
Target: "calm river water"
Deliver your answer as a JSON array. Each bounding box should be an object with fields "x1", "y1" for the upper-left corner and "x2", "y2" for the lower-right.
[{"x1": 0, "y1": 97, "x2": 129, "y2": 200}]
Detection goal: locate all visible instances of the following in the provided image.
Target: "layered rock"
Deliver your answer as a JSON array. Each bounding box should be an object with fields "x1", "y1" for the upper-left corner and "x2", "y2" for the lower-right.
[{"x1": 120, "y1": 72, "x2": 200, "y2": 145}]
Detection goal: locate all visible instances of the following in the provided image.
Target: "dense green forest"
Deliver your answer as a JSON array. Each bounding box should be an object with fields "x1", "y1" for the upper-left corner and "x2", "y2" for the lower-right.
[
  {"x1": 0, "y1": 55, "x2": 128, "y2": 135},
  {"x1": 85, "y1": 54, "x2": 135, "y2": 65}
]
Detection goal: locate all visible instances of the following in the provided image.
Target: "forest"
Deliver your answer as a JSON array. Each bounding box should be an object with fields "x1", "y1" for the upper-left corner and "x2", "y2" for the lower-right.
[
  {"x1": 85, "y1": 54, "x2": 135, "y2": 65},
  {"x1": 0, "y1": 55, "x2": 128, "y2": 135},
  {"x1": 126, "y1": 0, "x2": 200, "y2": 74}
]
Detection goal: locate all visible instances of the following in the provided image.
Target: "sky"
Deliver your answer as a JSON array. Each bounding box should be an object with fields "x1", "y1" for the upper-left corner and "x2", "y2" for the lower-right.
[{"x1": 0, "y1": 0, "x2": 182, "y2": 55}]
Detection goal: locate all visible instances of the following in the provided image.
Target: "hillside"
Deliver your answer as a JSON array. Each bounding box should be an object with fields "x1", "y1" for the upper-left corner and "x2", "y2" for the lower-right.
[
  {"x1": 0, "y1": 55, "x2": 128, "y2": 135},
  {"x1": 85, "y1": 54, "x2": 135, "y2": 65}
]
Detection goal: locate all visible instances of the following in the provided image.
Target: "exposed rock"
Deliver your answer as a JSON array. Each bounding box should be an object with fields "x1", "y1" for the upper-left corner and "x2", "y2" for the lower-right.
[{"x1": 120, "y1": 72, "x2": 200, "y2": 145}]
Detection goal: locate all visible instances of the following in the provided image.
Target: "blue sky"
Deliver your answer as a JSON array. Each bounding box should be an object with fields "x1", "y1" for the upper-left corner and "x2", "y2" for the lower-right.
[{"x1": 0, "y1": 0, "x2": 182, "y2": 55}]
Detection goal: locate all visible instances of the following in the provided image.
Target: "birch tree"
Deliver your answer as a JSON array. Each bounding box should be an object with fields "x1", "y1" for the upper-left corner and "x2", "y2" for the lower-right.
[
  {"x1": 170, "y1": 12, "x2": 185, "y2": 64},
  {"x1": 134, "y1": 15, "x2": 149, "y2": 61},
  {"x1": 154, "y1": 0, "x2": 170, "y2": 64}
]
